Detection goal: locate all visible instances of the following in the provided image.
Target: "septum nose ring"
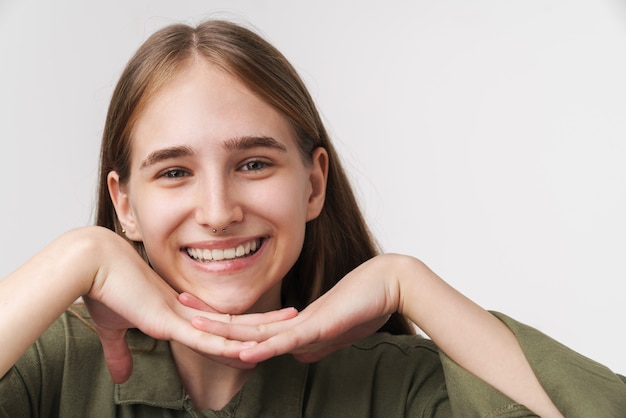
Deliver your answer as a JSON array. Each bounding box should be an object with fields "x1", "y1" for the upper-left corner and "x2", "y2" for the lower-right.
[{"x1": 211, "y1": 227, "x2": 228, "y2": 234}]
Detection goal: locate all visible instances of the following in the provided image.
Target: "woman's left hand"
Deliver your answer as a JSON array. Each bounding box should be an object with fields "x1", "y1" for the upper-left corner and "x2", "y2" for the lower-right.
[
  {"x1": 184, "y1": 253, "x2": 566, "y2": 418},
  {"x1": 181, "y1": 254, "x2": 407, "y2": 363}
]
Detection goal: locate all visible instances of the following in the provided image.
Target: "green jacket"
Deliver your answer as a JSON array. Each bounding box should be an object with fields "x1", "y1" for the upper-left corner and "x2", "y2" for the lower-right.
[{"x1": 1, "y1": 307, "x2": 625, "y2": 417}]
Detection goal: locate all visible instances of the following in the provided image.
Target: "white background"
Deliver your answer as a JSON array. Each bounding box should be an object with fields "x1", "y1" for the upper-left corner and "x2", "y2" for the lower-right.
[{"x1": 1, "y1": 1, "x2": 625, "y2": 373}]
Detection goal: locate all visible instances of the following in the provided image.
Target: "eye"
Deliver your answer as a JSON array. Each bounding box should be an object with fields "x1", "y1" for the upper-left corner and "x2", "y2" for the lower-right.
[
  {"x1": 240, "y1": 160, "x2": 269, "y2": 171},
  {"x1": 159, "y1": 168, "x2": 190, "y2": 179}
]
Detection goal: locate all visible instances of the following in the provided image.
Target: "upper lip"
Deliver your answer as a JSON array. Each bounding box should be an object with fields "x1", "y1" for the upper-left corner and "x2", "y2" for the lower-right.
[{"x1": 182, "y1": 235, "x2": 265, "y2": 250}]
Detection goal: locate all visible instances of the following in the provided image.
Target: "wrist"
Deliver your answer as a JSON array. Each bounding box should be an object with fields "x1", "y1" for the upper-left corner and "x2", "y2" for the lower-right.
[
  {"x1": 58, "y1": 226, "x2": 121, "y2": 296},
  {"x1": 371, "y1": 253, "x2": 431, "y2": 319},
  {"x1": 385, "y1": 255, "x2": 430, "y2": 319}
]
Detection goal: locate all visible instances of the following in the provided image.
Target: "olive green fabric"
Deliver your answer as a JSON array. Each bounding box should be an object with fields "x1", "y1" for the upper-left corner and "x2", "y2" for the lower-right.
[{"x1": 1, "y1": 307, "x2": 625, "y2": 417}]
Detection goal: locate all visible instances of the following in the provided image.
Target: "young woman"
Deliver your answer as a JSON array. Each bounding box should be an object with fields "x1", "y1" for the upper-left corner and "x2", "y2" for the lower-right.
[{"x1": 0, "y1": 20, "x2": 624, "y2": 417}]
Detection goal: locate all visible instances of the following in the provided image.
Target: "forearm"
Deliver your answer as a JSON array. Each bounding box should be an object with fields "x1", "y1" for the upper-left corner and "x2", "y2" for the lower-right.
[
  {"x1": 392, "y1": 255, "x2": 563, "y2": 418},
  {"x1": 0, "y1": 227, "x2": 105, "y2": 378}
]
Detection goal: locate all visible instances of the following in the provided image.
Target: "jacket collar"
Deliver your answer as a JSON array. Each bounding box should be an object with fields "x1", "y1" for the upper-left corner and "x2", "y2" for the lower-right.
[{"x1": 114, "y1": 331, "x2": 309, "y2": 417}]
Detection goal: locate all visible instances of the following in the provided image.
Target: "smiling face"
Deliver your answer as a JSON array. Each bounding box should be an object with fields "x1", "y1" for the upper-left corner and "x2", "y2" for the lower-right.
[{"x1": 108, "y1": 59, "x2": 328, "y2": 314}]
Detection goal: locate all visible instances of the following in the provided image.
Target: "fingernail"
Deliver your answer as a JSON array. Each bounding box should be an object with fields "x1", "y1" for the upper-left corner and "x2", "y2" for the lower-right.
[{"x1": 242, "y1": 341, "x2": 257, "y2": 348}]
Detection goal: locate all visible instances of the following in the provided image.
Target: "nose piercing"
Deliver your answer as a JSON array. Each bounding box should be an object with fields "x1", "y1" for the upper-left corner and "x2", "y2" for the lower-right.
[{"x1": 211, "y1": 227, "x2": 227, "y2": 234}]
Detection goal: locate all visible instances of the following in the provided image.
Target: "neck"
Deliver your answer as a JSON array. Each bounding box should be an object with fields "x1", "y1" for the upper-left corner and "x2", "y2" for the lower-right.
[{"x1": 170, "y1": 341, "x2": 254, "y2": 411}]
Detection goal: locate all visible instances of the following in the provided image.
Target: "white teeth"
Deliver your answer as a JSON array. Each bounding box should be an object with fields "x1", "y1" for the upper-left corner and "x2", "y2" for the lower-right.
[
  {"x1": 223, "y1": 248, "x2": 236, "y2": 259},
  {"x1": 186, "y1": 239, "x2": 261, "y2": 262}
]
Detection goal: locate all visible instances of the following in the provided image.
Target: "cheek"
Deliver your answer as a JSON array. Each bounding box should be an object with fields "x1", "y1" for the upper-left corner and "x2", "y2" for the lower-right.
[
  {"x1": 262, "y1": 176, "x2": 312, "y2": 270},
  {"x1": 130, "y1": 190, "x2": 189, "y2": 246},
  {"x1": 258, "y1": 175, "x2": 312, "y2": 225}
]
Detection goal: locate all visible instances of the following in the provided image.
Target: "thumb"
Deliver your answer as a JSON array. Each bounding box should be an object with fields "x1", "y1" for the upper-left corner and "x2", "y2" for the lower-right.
[{"x1": 97, "y1": 327, "x2": 133, "y2": 384}]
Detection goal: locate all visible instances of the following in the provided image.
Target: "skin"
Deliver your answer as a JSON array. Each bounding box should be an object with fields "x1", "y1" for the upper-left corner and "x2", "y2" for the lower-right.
[
  {"x1": 0, "y1": 57, "x2": 563, "y2": 416},
  {"x1": 109, "y1": 58, "x2": 327, "y2": 316},
  {"x1": 108, "y1": 57, "x2": 329, "y2": 407}
]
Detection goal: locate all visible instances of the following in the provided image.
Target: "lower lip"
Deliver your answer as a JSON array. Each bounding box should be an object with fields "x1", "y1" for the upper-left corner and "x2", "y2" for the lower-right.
[{"x1": 183, "y1": 240, "x2": 266, "y2": 274}]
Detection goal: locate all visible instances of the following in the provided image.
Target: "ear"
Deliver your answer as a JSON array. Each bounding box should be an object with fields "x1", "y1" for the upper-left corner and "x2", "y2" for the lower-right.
[
  {"x1": 107, "y1": 171, "x2": 142, "y2": 241},
  {"x1": 306, "y1": 147, "x2": 329, "y2": 221}
]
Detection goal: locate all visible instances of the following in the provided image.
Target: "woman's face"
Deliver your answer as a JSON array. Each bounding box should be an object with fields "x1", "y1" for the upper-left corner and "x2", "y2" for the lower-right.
[{"x1": 108, "y1": 59, "x2": 327, "y2": 314}]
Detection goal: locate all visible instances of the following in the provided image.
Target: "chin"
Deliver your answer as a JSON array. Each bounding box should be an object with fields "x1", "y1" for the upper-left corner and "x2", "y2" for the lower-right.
[
  {"x1": 203, "y1": 294, "x2": 271, "y2": 315},
  {"x1": 184, "y1": 280, "x2": 282, "y2": 315}
]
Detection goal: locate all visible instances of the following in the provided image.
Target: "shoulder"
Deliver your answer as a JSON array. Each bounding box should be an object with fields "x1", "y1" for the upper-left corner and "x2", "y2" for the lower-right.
[
  {"x1": 15, "y1": 304, "x2": 103, "y2": 378},
  {"x1": 1, "y1": 305, "x2": 109, "y2": 415},
  {"x1": 353, "y1": 332, "x2": 439, "y2": 354},
  {"x1": 302, "y1": 333, "x2": 449, "y2": 417},
  {"x1": 344, "y1": 332, "x2": 445, "y2": 391},
  {"x1": 336, "y1": 332, "x2": 442, "y2": 373},
  {"x1": 6, "y1": 305, "x2": 158, "y2": 395}
]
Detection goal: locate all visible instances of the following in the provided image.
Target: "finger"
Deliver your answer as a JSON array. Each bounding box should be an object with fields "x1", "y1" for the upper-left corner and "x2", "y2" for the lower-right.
[
  {"x1": 238, "y1": 326, "x2": 316, "y2": 363},
  {"x1": 224, "y1": 307, "x2": 298, "y2": 325},
  {"x1": 190, "y1": 317, "x2": 259, "y2": 341},
  {"x1": 168, "y1": 320, "x2": 259, "y2": 370},
  {"x1": 177, "y1": 294, "x2": 298, "y2": 325},
  {"x1": 178, "y1": 292, "x2": 217, "y2": 312},
  {"x1": 139, "y1": 311, "x2": 261, "y2": 370},
  {"x1": 96, "y1": 327, "x2": 133, "y2": 384},
  {"x1": 240, "y1": 331, "x2": 353, "y2": 364},
  {"x1": 236, "y1": 317, "x2": 374, "y2": 363},
  {"x1": 190, "y1": 315, "x2": 296, "y2": 342},
  {"x1": 168, "y1": 317, "x2": 259, "y2": 360},
  {"x1": 187, "y1": 308, "x2": 298, "y2": 331}
]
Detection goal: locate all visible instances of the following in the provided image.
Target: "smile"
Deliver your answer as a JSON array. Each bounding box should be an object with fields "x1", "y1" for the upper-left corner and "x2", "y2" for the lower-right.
[{"x1": 185, "y1": 238, "x2": 262, "y2": 262}]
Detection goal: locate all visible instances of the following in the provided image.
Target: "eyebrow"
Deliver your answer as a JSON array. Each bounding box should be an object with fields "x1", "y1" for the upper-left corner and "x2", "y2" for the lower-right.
[
  {"x1": 139, "y1": 136, "x2": 287, "y2": 169},
  {"x1": 139, "y1": 145, "x2": 195, "y2": 169},
  {"x1": 223, "y1": 136, "x2": 288, "y2": 153}
]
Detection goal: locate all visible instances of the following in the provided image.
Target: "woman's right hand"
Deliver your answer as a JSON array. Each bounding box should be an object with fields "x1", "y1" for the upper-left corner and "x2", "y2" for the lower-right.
[
  {"x1": 0, "y1": 226, "x2": 296, "y2": 383},
  {"x1": 82, "y1": 227, "x2": 301, "y2": 382}
]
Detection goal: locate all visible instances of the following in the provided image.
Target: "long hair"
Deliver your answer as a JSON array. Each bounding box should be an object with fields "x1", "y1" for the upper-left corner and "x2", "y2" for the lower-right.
[{"x1": 96, "y1": 20, "x2": 413, "y2": 335}]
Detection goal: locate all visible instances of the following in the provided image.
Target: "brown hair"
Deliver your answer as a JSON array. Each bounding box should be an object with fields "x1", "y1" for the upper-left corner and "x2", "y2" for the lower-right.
[{"x1": 96, "y1": 20, "x2": 413, "y2": 335}]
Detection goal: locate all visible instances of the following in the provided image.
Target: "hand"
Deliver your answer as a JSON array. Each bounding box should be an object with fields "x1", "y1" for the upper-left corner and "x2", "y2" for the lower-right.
[
  {"x1": 184, "y1": 252, "x2": 565, "y2": 418},
  {"x1": 184, "y1": 254, "x2": 404, "y2": 364},
  {"x1": 0, "y1": 226, "x2": 298, "y2": 381},
  {"x1": 85, "y1": 293, "x2": 297, "y2": 383},
  {"x1": 82, "y1": 229, "x2": 297, "y2": 383}
]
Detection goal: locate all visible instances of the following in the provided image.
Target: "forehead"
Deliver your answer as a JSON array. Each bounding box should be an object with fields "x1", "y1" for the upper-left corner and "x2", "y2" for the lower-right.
[{"x1": 129, "y1": 59, "x2": 297, "y2": 160}]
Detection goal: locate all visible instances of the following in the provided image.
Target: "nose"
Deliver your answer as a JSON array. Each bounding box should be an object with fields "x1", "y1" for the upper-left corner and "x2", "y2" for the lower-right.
[{"x1": 193, "y1": 176, "x2": 244, "y2": 231}]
